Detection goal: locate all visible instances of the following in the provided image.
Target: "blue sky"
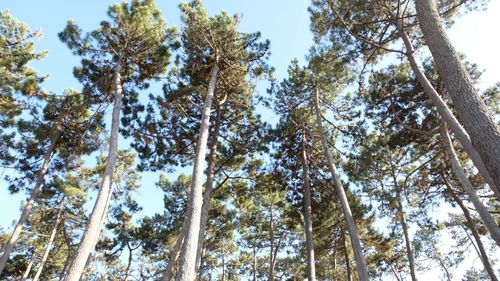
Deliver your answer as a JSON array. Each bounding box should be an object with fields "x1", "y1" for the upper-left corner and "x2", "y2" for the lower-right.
[{"x1": 1, "y1": 1, "x2": 499, "y2": 279}]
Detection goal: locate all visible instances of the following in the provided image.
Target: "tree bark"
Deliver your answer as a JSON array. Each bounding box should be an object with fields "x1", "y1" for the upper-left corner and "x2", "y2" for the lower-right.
[
  {"x1": 342, "y1": 230, "x2": 352, "y2": 281},
  {"x1": 63, "y1": 63, "x2": 123, "y2": 281},
  {"x1": 32, "y1": 202, "x2": 64, "y2": 281},
  {"x1": 123, "y1": 242, "x2": 133, "y2": 281},
  {"x1": 0, "y1": 134, "x2": 58, "y2": 275},
  {"x1": 162, "y1": 222, "x2": 187, "y2": 281},
  {"x1": 444, "y1": 179, "x2": 498, "y2": 281},
  {"x1": 313, "y1": 87, "x2": 369, "y2": 281},
  {"x1": 300, "y1": 133, "x2": 317, "y2": 281},
  {"x1": 252, "y1": 245, "x2": 257, "y2": 281},
  {"x1": 395, "y1": 191, "x2": 418, "y2": 281},
  {"x1": 175, "y1": 63, "x2": 219, "y2": 281},
  {"x1": 20, "y1": 250, "x2": 37, "y2": 281},
  {"x1": 195, "y1": 106, "x2": 222, "y2": 273},
  {"x1": 415, "y1": 0, "x2": 500, "y2": 191},
  {"x1": 396, "y1": 23, "x2": 500, "y2": 201},
  {"x1": 440, "y1": 122, "x2": 500, "y2": 246},
  {"x1": 268, "y1": 204, "x2": 274, "y2": 281}
]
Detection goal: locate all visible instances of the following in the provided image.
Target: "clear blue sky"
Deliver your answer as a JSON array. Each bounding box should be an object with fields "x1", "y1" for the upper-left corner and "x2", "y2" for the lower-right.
[{"x1": 1, "y1": 1, "x2": 499, "y2": 279}]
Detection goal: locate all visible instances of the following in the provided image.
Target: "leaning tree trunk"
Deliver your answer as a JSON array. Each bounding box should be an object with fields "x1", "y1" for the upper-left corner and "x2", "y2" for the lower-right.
[
  {"x1": 20, "y1": 250, "x2": 37, "y2": 281},
  {"x1": 415, "y1": 0, "x2": 500, "y2": 191},
  {"x1": 395, "y1": 191, "x2": 418, "y2": 281},
  {"x1": 162, "y1": 219, "x2": 188, "y2": 281},
  {"x1": 0, "y1": 134, "x2": 59, "y2": 275},
  {"x1": 440, "y1": 122, "x2": 500, "y2": 246},
  {"x1": 175, "y1": 63, "x2": 219, "y2": 281},
  {"x1": 396, "y1": 23, "x2": 500, "y2": 201},
  {"x1": 32, "y1": 202, "x2": 64, "y2": 281},
  {"x1": 444, "y1": 180, "x2": 499, "y2": 281},
  {"x1": 63, "y1": 63, "x2": 123, "y2": 281},
  {"x1": 195, "y1": 107, "x2": 222, "y2": 273},
  {"x1": 313, "y1": 87, "x2": 369, "y2": 281},
  {"x1": 300, "y1": 133, "x2": 317, "y2": 281}
]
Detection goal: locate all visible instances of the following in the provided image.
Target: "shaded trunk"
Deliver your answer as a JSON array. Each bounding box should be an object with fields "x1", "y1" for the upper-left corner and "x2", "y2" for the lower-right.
[
  {"x1": 396, "y1": 22, "x2": 500, "y2": 201},
  {"x1": 300, "y1": 133, "x2": 317, "y2": 281},
  {"x1": 123, "y1": 243, "x2": 133, "y2": 281},
  {"x1": 32, "y1": 202, "x2": 64, "y2": 281},
  {"x1": 440, "y1": 122, "x2": 500, "y2": 246},
  {"x1": 415, "y1": 0, "x2": 500, "y2": 191},
  {"x1": 0, "y1": 134, "x2": 58, "y2": 275},
  {"x1": 268, "y1": 204, "x2": 274, "y2": 281},
  {"x1": 395, "y1": 191, "x2": 417, "y2": 281},
  {"x1": 342, "y1": 231, "x2": 351, "y2": 281},
  {"x1": 176, "y1": 63, "x2": 219, "y2": 281},
  {"x1": 64, "y1": 63, "x2": 123, "y2": 281},
  {"x1": 162, "y1": 219, "x2": 188, "y2": 281},
  {"x1": 195, "y1": 107, "x2": 222, "y2": 273},
  {"x1": 20, "y1": 251, "x2": 36, "y2": 281},
  {"x1": 312, "y1": 87, "x2": 369, "y2": 281},
  {"x1": 444, "y1": 180, "x2": 498, "y2": 281},
  {"x1": 253, "y1": 245, "x2": 257, "y2": 281}
]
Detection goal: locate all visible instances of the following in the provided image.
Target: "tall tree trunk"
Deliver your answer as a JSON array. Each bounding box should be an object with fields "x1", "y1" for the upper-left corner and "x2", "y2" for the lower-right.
[
  {"x1": 300, "y1": 133, "x2": 317, "y2": 281},
  {"x1": 20, "y1": 250, "x2": 37, "y2": 281},
  {"x1": 313, "y1": 87, "x2": 369, "y2": 281},
  {"x1": 162, "y1": 220, "x2": 188, "y2": 281},
  {"x1": 0, "y1": 134, "x2": 58, "y2": 275},
  {"x1": 268, "y1": 204, "x2": 274, "y2": 281},
  {"x1": 414, "y1": 0, "x2": 500, "y2": 190},
  {"x1": 195, "y1": 107, "x2": 222, "y2": 273},
  {"x1": 444, "y1": 179, "x2": 498, "y2": 281},
  {"x1": 440, "y1": 122, "x2": 500, "y2": 246},
  {"x1": 32, "y1": 202, "x2": 64, "y2": 281},
  {"x1": 64, "y1": 63, "x2": 123, "y2": 281},
  {"x1": 342, "y1": 230, "x2": 352, "y2": 281},
  {"x1": 176, "y1": 63, "x2": 219, "y2": 281},
  {"x1": 395, "y1": 23, "x2": 500, "y2": 201},
  {"x1": 395, "y1": 191, "x2": 418, "y2": 281}
]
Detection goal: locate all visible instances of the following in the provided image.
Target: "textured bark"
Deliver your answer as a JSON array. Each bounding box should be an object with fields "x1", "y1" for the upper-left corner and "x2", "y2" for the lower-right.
[
  {"x1": 313, "y1": 88, "x2": 369, "y2": 281},
  {"x1": 252, "y1": 245, "x2": 257, "y2": 281},
  {"x1": 444, "y1": 180, "x2": 498, "y2": 281},
  {"x1": 395, "y1": 192, "x2": 417, "y2": 281},
  {"x1": 195, "y1": 107, "x2": 222, "y2": 273},
  {"x1": 396, "y1": 24, "x2": 500, "y2": 201},
  {"x1": 440, "y1": 122, "x2": 500, "y2": 246},
  {"x1": 268, "y1": 204, "x2": 274, "y2": 281},
  {"x1": 300, "y1": 133, "x2": 317, "y2": 281},
  {"x1": 0, "y1": 135, "x2": 58, "y2": 275},
  {"x1": 64, "y1": 63, "x2": 123, "y2": 281},
  {"x1": 32, "y1": 202, "x2": 64, "y2": 281},
  {"x1": 20, "y1": 251, "x2": 37, "y2": 281},
  {"x1": 175, "y1": 64, "x2": 218, "y2": 281},
  {"x1": 415, "y1": 0, "x2": 500, "y2": 191},
  {"x1": 342, "y1": 230, "x2": 352, "y2": 281}
]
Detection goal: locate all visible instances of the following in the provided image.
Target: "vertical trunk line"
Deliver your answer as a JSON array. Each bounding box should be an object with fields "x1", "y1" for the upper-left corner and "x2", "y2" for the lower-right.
[
  {"x1": 176, "y1": 63, "x2": 218, "y2": 281},
  {"x1": 64, "y1": 62, "x2": 123, "y2": 281},
  {"x1": 313, "y1": 87, "x2": 369, "y2": 281}
]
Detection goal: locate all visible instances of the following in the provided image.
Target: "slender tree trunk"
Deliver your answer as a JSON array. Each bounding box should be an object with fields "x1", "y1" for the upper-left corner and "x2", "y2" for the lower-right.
[
  {"x1": 176, "y1": 63, "x2": 219, "y2": 281},
  {"x1": 300, "y1": 133, "x2": 317, "y2": 281},
  {"x1": 396, "y1": 23, "x2": 500, "y2": 201},
  {"x1": 20, "y1": 250, "x2": 37, "y2": 281},
  {"x1": 0, "y1": 135, "x2": 58, "y2": 275},
  {"x1": 268, "y1": 204, "x2": 274, "y2": 281},
  {"x1": 414, "y1": 0, "x2": 500, "y2": 190},
  {"x1": 32, "y1": 202, "x2": 64, "y2": 281},
  {"x1": 162, "y1": 220, "x2": 188, "y2": 281},
  {"x1": 313, "y1": 87, "x2": 369, "y2": 281},
  {"x1": 64, "y1": 63, "x2": 123, "y2": 281},
  {"x1": 395, "y1": 191, "x2": 418, "y2": 281},
  {"x1": 253, "y1": 245, "x2": 257, "y2": 281},
  {"x1": 444, "y1": 180, "x2": 498, "y2": 281},
  {"x1": 342, "y1": 230, "x2": 352, "y2": 281},
  {"x1": 123, "y1": 243, "x2": 133, "y2": 281},
  {"x1": 440, "y1": 122, "x2": 500, "y2": 246},
  {"x1": 195, "y1": 107, "x2": 222, "y2": 273}
]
